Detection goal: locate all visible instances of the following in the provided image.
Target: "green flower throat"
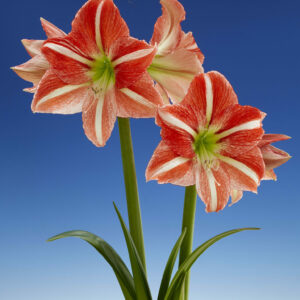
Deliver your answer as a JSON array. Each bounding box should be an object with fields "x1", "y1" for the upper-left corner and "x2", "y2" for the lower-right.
[
  {"x1": 91, "y1": 56, "x2": 115, "y2": 90},
  {"x1": 193, "y1": 129, "x2": 220, "y2": 167}
]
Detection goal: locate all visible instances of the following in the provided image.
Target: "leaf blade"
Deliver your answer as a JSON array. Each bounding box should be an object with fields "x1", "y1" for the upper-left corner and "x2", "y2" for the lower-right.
[
  {"x1": 48, "y1": 230, "x2": 136, "y2": 300},
  {"x1": 165, "y1": 228, "x2": 260, "y2": 300},
  {"x1": 114, "y1": 203, "x2": 152, "y2": 300},
  {"x1": 157, "y1": 228, "x2": 187, "y2": 300}
]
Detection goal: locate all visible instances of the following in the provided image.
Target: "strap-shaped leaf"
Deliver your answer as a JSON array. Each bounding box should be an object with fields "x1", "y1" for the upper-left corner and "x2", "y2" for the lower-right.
[
  {"x1": 157, "y1": 228, "x2": 187, "y2": 300},
  {"x1": 114, "y1": 203, "x2": 152, "y2": 300},
  {"x1": 168, "y1": 273, "x2": 186, "y2": 300},
  {"x1": 165, "y1": 228, "x2": 260, "y2": 300},
  {"x1": 48, "y1": 230, "x2": 136, "y2": 300}
]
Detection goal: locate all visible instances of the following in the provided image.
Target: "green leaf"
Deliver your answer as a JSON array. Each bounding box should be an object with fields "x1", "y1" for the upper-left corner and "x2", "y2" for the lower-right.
[
  {"x1": 168, "y1": 273, "x2": 186, "y2": 300},
  {"x1": 157, "y1": 228, "x2": 187, "y2": 300},
  {"x1": 114, "y1": 203, "x2": 152, "y2": 300},
  {"x1": 165, "y1": 227, "x2": 260, "y2": 300},
  {"x1": 48, "y1": 230, "x2": 136, "y2": 300}
]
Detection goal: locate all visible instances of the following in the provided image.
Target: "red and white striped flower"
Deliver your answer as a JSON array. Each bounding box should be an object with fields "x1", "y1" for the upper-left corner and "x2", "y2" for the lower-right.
[
  {"x1": 146, "y1": 71, "x2": 267, "y2": 212},
  {"x1": 148, "y1": 0, "x2": 204, "y2": 103},
  {"x1": 16, "y1": 0, "x2": 163, "y2": 147},
  {"x1": 230, "y1": 134, "x2": 291, "y2": 205},
  {"x1": 12, "y1": 18, "x2": 66, "y2": 93}
]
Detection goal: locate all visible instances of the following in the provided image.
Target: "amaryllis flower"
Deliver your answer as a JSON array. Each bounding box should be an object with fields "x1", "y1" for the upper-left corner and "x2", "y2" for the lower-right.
[
  {"x1": 146, "y1": 71, "x2": 268, "y2": 212},
  {"x1": 23, "y1": 0, "x2": 163, "y2": 147},
  {"x1": 11, "y1": 18, "x2": 66, "y2": 93},
  {"x1": 148, "y1": 0, "x2": 204, "y2": 103},
  {"x1": 230, "y1": 134, "x2": 291, "y2": 205}
]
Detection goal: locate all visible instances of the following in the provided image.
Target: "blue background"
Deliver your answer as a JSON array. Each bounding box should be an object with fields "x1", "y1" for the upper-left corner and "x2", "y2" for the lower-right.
[{"x1": 1, "y1": 0, "x2": 299, "y2": 299}]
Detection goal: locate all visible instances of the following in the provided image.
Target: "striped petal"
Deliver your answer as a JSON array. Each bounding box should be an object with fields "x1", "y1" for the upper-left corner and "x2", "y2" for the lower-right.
[
  {"x1": 218, "y1": 146, "x2": 265, "y2": 193},
  {"x1": 260, "y1": 144, "x2": 291, "y2": 171},
  {"x1": 196, "y1": 164, "x2": 230, "y2": 212},
  {"x1": 258, "y1": 133, "x2": 291, "y2": 147},
  {"x1": 116, "y1": 73, "x2": 163, "y2": 118},
  {"x1": 263, "y1": 169, "x2": 277, "y2": 181},
  {"x1": 11, "y1": 55, "x2": 49, "y2": 85},
  {"x1": 110, "y1": 37, "x2": 157, "y2": 89},
  {"x1": 21, "y1": 39, "x2": 44, "y2": 57},
  {"x1": 32, "y1": 70, "x2": 89, "y2": 114},
  {"x1": 40, "y1": 18, "x2": 66, "y2": 38},
  {"x1": 42, "y1": 37, "x2": 92, "y2": 84},
  {"x1": 148, "y1": 48, "x2": 203, "y2": 103},
  {"x1": 215, "y1": 104, "x2": 264, "y2": 156},
  {"x1": 181, "y1": 72, "x2": 238, "y2": 124},
  {"x1": 82, "y1": 88, "x2": 117, "y2": 147},
  {"x1": 156, "y1": 104, "x2": 205, "y2": 158},
  {"x1": 229, "y1": 190, "x2": 243, "y2": 206},
  {"x1": 69, "y1": 0, "x2": 129, "y2": 56},
  {"x1": 151, "y1": 0, "x2": 185, "y2": 55},
  {"x1": 178, "y1": 31, "x2": 204, "y2": 64},
  {"x1": 146, "y1": 141, "x2": 195, "y2": 186},
  {"x1": 155, "y1": 83, "x2": 170, "y2": 104},
  {"x1": 24, "y1": 86, "x2": 38, "y2": 93}
]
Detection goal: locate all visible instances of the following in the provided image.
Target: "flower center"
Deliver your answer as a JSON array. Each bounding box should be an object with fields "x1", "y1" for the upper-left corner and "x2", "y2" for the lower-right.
[
  {"x1": 90, "y1": 56, "x2": 115, "y2": 92},
  {"x1": 193, "y1": 129, "x2": 220, "y2": 168}
]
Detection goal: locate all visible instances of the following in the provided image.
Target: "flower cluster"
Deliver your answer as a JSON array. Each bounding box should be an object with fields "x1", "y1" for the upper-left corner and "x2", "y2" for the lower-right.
[{"x1": 12, "y1": 0, "x2": 290, "y2": 212}]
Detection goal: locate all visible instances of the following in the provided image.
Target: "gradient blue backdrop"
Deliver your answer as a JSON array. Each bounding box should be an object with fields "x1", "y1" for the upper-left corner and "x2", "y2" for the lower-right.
[{"x1": 1, "y1": 0, "x2": 299, "y2": 299}]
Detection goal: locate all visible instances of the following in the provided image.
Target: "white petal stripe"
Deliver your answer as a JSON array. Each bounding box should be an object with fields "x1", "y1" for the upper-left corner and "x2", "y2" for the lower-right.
[
  {"x1": 206, "y1": 168, "x2": 218, "y2": 212},
  {"x1": 152, "y1": 157, "x2": 190, "y2": 178},
  {"x1": 44, "y1": 43, "x2": 92, "y2": 66},
  {"x1": 216, "y1": 119, "x2": 261, "y2": 139},
  {"x1": 95, "y1": 1, "x2": 104, "y2": 52},
  {"x1": 218, "y1": 154, "x2": 259, "y2": 185},
  {"x1": 95, "y1": 94, "x2": 105, "y2": 146},
  {"x1": 204, "y1": 74, "x2": 213, "y2": 125},
  {"x1": 112, "y1": 48, "x2": 154, "y2": 67},
  {"x1": 158, "y1": 110, "x2": 197, "y2": 137},
  {"x1": 37, "y1": 83, "x2": 89, "y2": 106},
  {"x1": 120, "y1": 88, "x2": 155, "y2": 108}
]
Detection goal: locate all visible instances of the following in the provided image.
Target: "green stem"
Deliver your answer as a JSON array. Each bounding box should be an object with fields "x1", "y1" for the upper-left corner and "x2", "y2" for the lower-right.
[
  {"x1": 118, "y1": 117, "x2": 147, "y2": 273},
  {"x1": 178, "y1": 185, "x2": 197, "y2": 299}
]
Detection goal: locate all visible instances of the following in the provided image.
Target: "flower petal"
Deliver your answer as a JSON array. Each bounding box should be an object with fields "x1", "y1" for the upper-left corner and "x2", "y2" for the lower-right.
[
  {"x1": 178, "y1": 31, "x2": 204, "y2": 64},
  {"x1": 148, "y1": 48, "x2": 203, "y2": 103},
  {"x1": 229, "y1": 190, "x2": 243, "y2": 206},
  {"x1": 40, "y1": 18, "x2": 66, "y2": 38},
  {"x1": 21, "y1": 39, "x2": 44, "y2": 57},
  {"x1": 69, "y1": 0, "x2": 129, "y2": 56},
  {"x1": 116, "y1": 73, "x2": 163, "y2": 118},
  {"x1": 263, "y1": 169, "x2": 277, "y2": 181},
  {"x1": 156, "y1": 104, "x2": 205, "y2": 158},
  {"x1": 157, "y1": 104, "x2": 201, "y2": 137},
  {"x1": 32, "y1": 70, "x2": 89, "y2": 114},
  {"x1": 260, "y1": 144, "x2": 291, "y2": 171},
  {"x1": 215, "y1": 104, "x2": 265, "y2": 156},
  {"x1": 146, "y1": 141, "x2": 195, "y2": 186},
  {"x1": 151, "y1": 0, "x2": 185, "y2": 55},
  {"x1": 155, "y1": 83, "x2": 170, "y2": 104},
  {"x1": 42, "y1": 37, "x2": 92, "y2": 84},
  {"x1": 23, "y1": 86, "x2": 37, "y2": 93},
  {"x1": 181, "y1": 72, "x2": 238, "y2": 124},
  {"x1": 218, "y1": 146, "x2": 265, "y2": 193},
  {"x1": 82, "y1": 88, "x2": 117, "y2": 147},
  {"x1": 110, "y1": 36, "x2": 157, "y2": 89},
  {"x1": 11, "y1": 55, "x2": 49, "y2": 84},
  {"x1": 196, "y1": 164, "x2": 230, "y2": 212},
  {"x1": 258, "y1": 133, "x2": 291, "y2": 147}
]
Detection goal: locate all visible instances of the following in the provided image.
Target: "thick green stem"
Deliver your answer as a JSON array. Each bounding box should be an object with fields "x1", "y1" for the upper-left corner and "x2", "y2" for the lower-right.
[
  {"x1": 178, "y1": 185, "x2": 197, "y2": 299},
  {"x1": 118, "y1": 117, "x2": 146, "y2": 273}
]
